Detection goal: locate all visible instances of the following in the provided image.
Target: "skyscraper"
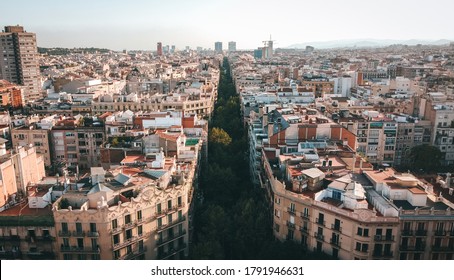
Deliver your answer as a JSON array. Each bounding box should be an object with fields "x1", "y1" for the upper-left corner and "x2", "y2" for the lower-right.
[
  {"x1": 0, "y1": 25, "x2": 41, "y2": 102},
  {"x1": 228, "y1": 41, "x2": 236, "y2": 52},
  {"x1": 157, "y1": 42, "x2": 163, "y2": 56},
  {"x1": 214, "y1": 42, "x2": 222, "y2": 53}
]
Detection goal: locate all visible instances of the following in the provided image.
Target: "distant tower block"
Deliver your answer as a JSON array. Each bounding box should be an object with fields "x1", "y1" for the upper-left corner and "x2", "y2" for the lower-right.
[
  {"x1": 228, "y1": 41, "x2": 236, "y2": 52},
  {"x1": 157, "y1": 42, "x2": 163, "y2": 56},
  {"x1": 215, "y1": 41, "x2": 223, "y2": 53}
]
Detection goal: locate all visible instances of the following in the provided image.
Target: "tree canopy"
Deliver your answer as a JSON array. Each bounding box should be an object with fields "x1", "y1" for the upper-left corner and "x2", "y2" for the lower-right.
[
  {"x1": 408, "y1": 144, "x2": 443, "y2": 173},
  {"x1": 190, "y1": 57, "x2": 332, "y2": 260}
]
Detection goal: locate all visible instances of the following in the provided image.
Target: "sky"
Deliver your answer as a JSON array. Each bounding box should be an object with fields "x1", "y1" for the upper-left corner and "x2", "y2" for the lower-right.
[{"x1": 1, "y1": 0, "x2": 454, "y2": 51}]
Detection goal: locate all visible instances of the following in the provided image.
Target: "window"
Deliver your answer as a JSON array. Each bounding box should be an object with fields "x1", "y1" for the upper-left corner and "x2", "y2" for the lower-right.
[
  {"x1": 167, "y1": 199, "x2": 172, "y2": 209},
  {"x1": 112, "y1": 219, "x2": 118, "y2": 229},
  {"x1": 303, "y1": 208, "x2": 309, "y2": 218},
  {"x1": 126, "y1": 229, "x2": 132, "y2": 240},
  {"x1": 77, "y1": 238, "x2": 84, "y2": 248},
  {"x1": 333, "y1": 219, "x2": 341, "y2": 231},
  {"x1": 90, "y1": 223, "x2": 97, "y2": 233},
  {"x1": 113, "y1": 250, "x2": 120, "y2": 259},
  {"x1": 274, "y1": 209, "x2": 280, "y2": 218},
  {"x1": 137, "y1": 210, "x2": 142, "y2": 221},
  {"x1": 61, "y1": 222, "x2": 68, "y2": 233},
  {"x1": 125, "y1": 214, "x2": 131, "y2": 225},
  {"x1": 168, "y1": 214, "x2": 173, "y2": 224},
  {"x1": 177, "y1": 196, "x2": 182, "y2": 207},
  {"x1": 357, "y1": 227, "x2": 369, "y2": 237},
  {"x1": 113, "y1": 234, "x2": 120, "y2": 245},
  {"x1": 317, "y1": 213, "x2": 324, "y2": 225},
  {"x1": 156, "y1": 203, "x2": 162, "y2": 214},
  {"x1": 76, "y1": 222, "x2": 82, "y2": 233},
  {"x1": 91, "y1": 238, "x2": 98, "y2": 250},
  {"x1": 275, "y1": 223, "x2": 280, "y2": 232},
  {"x1": 178, "y1": 210, "x2": 183, "y2": 219},
  {"x1": 138, "y1": 225, "x2": 143, "y2": 236},
  {"x1": 157, "y1": 217, "x2": 162, "y2": 228},
  {"x1": 355, "y1": 242, "x2": 368, "y2": 252},
  {"x1": 287, "y1": 229, "x2": 294, "y2": 240},
  {"x1": 332, "y1": 248, "x2": 339, "y2": 259}
]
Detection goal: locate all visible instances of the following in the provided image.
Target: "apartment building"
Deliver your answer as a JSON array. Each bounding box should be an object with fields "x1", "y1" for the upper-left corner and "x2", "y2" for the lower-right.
[
  {"x1": 51, "y1": 116, "x2": 105, "y2": 170},
  {"x1": 0, "y1": 80, "x2": 24, "y2": 108},
  {"x1": 0, "y1": 26, "x2": 41, "y2": 102},
  {"x1": 52, "y1": 156, "x2": 193, "y2": 260},
  {"x1": 364, "y1": 169, "x2": 454, "y2": 260},
  {"x1": 0, "y1": 145, "x2": 45, "y2": 211},
  {"x1": 11, "y1": 124, "x2": 52, "y2": 166},
  {"x1": 0, "y1": 202, "x2": 56, "y2": 260}
]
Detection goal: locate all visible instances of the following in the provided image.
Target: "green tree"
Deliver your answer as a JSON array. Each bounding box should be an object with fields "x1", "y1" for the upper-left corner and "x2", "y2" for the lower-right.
[{"x1": 408, "y1": 144, "x2": 443, "y2": 173}]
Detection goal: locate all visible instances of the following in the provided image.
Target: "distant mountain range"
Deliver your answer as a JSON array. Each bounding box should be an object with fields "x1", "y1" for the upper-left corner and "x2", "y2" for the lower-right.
[{"x1": 286, "y1": 39, "x2": 453, "y2": 49}]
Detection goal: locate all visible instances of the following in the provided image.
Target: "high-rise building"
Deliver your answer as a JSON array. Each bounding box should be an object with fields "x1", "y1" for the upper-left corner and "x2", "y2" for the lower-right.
[
  {"x1": 0, "y1": 26, "x2": 41, "y2": 102},
  {"x1": 157, "y1": 42, "x2": 162, "y2": 56},
  {"x1": 171, "y1": 45, "x2": 175, "y2": 54},
  {"x1": 214, "y1": 42, "x2": 222, "y2": 53},
  {"x1": 267, "y1": 39, "x2": 273, "y2": 58},
  {"x1": 228, "y1": 41, "x2": 236, "y2": 52},
  {"x1": 253, "y1": 48, "x2": 262, "y2": 59}
]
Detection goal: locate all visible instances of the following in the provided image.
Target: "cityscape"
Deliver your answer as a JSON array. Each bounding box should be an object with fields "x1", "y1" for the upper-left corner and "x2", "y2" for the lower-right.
[{"x1": 1, "y1": 1, "x2": 454, "y2": 261}]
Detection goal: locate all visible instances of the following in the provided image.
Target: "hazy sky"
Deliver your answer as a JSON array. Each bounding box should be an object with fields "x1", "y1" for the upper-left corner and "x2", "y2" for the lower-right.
[{"x1": 2, "y1": 0, "x2": 454, "y2": 50}]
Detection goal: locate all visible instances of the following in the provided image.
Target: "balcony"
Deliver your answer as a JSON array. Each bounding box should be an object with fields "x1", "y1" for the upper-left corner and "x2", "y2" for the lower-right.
[
  {"x1": 155, "y1": 204, "x2": 186, "y2": 219},
  {"x1": 124, "y1": 222, "x2": 135, "y2": 230},
  {"x1": 314, "y1": 232, "x2": 324, "y2": 241},
  {"x1": 58, "y1": 231, "x2": 71, "y2": 237},
  {"x1": 300, "y1": 213, "x2": 310, "y2": 220},
  {"x1": 158, "y1": 243, "x2": 187, "y2": 260},
  {"x1": 432, "y1": 245, "x2": 454, "y2": 252},
  {"x1": 286, "y1": 221, "x2": 296, "y2": 230},
  {"x1": 72, "y1": 231, "x2": 85, "y2": 237},
  {"x1": 110, "y1": 227, "x2": 122, "y2": 235},
  {"x1": 157, "y1": 216, "x2": 186, "y2": 232},
  {"x1": 0, "y1": 235, "x2": 21, "y2": 242},
  {"x1": 399, "y1": 243, "x2": 426, "y2": 251},
  {"x1": 374, "y1": 235, "x2": 395, "y2": 242},
  {"x1": 38, "y1": 235, "x2": 55, "y2": 242},
  {"x1": 287, "y1": 207, "x2": 296, "y2": 215},
  {"x1": 316, "y1": 218, "x2": 325, "y2": 227},
  {"x1": 118, "y1": 246, "x2": 147, "y2": 260},
  {"x1": 113, "y1": 234, "x2": 145, "y2": 250},
  {"x1": 415, "y1": 230, "x2": 427, "y2": 236},
  {"x1": 331, "y1": 224, "x2": 342, "y2": 233},
  {"x1": 401, "y1": 230, "x2": 413, "y2": 236},
  {"x1": 157, "y1": 229, "x2": 187, "y2": 246},
  {"x1": 135, "y1": 218, "x2": 145, "y2": 226},
  {"x1": 60, "y1": 245, "x2": 100, "y2": 253},
  {"x1": 25, "y1": 235, "x2": 36, "y2": 242},
  {"x1": 434, "y1": 230, "x2": 446, "y2": 236},
  {"x1": 300, "y1": 226, "x2": 308, "y2": 234},
  {"x1": 330, "y1": 238, "x2": 341, "y2": 247},
  {"x1": 373, "y1": 251, "x2": 393, "y2": 258},
  {"x1": 87, "y1": 231, "x2": 99, "y2": 237}
]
